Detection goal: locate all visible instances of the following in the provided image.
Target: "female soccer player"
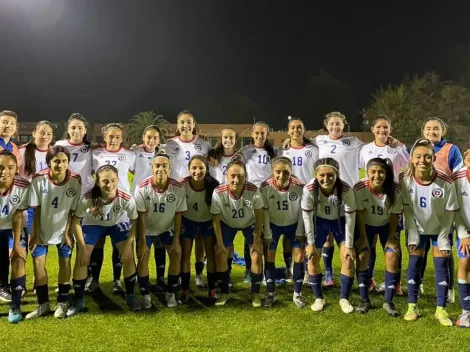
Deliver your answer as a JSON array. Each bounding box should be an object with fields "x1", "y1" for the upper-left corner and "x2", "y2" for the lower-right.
[
  {"x1": 211, "y1": 160, "x2": 264, "y2": 307},
  {"x1": 55, "y1": 113, "x2": 94, "y2": 194},
  {"x1": 302, "y1": 158, "x2": 357, "y2": 313},
  {"x1": 209, "y1": 127, "x2": 238, "y2": 184},
  {"x1": 134, "y1": 152, "x2": 187, "y2": 308},
  {"x1": 451, "y1": 149, "x2": 470, "y2": 327},
  {"x1": 131, "y1": 125, "x2": 162, "y2": 189},
  {"x1": 87, "y1": 123, "x2": 136, "y2": 294},
  {"x1": 0, "y1": 151, "x2": 30, "y2": 323},
  {"x1": 68, "y1": 165, "x2": 140, "y2": 315},
  {"x1": 26, "y1": 145, "x2": 81, "y2": 319},
  {"x1": 260, "y1": 157, "x2": 305, "y2": 307},
  {"x1": 165, "y1": 111, "x2": 210, "y2": 288},
  {"x1": 401, "y1": 139, "x2": 458, "y2": 326},
  {"x1": 180, "y1": 156, "x2": 219, "y2": 302},
  {"x1": 354, "y1": 158, "x2": 403, "y2": 316}
]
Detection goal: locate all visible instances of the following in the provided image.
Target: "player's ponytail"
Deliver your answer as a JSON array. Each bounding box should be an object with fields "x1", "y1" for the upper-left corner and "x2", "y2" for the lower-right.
[
  {"x1": 24, "y1": 121, "x2": 55, "y2": 176},
  {"x1": 366, "y1": 157, "x2": 395, "y2": 209},
  {"x1": 91, "y1": 165, "x2": 119, "y2": 218}
]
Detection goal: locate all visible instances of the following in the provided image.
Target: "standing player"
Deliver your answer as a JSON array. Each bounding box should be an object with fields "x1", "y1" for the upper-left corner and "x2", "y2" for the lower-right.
[
  {"x1": 134, "y1": 152, "x2": 187, "y2": 308},
  {"x1": 26, "y1": 146, "x2": 81, "y2": 319},
  {"x1": 88, "y1": 123, "x2": 136, "y2": 294},
  {"x1": 0, "y1": 110, "x2": 22, "y2": 167},
  {"x1": 131, "y1": 125, "x2": 162, "y2": 190},
  {"x1": 401, "y1": 139, "x2": 458, "y2": 326},
  {"x1": 165, "y1": 111, "x2": 210, "y2": 288},
  {"x1": 180, "y1": 156, "x2": 219, "y2": 302},
  {"x1": 354, "y1": 158, "x2": 403, "y2": 316},
  {"x1": 302, "y1": 158, "x2": 357, "y2": 313},
  {"x1": 211, "y1": 160, "x2": 265, "y2": 307},
  {"x1": 68, "y1": 165, "x2": 140, "y2": 315},
  {"x1": 260, "y1": 157, "x2": 305, "y2": 307}
]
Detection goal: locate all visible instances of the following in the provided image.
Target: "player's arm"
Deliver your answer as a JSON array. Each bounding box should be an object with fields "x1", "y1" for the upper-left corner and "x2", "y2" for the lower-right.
[
  {"x1": 29, "y1": 206, "x2": 41, "y2": 250},
  {"x1": 62, "y1": 210, "x2": 74, "y2": 248},
  {"x1": 343, "y1": 188, "x2": 357, "y2": 249}
]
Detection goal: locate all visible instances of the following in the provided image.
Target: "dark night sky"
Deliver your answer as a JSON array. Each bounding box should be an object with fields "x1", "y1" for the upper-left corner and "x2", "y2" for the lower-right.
[{"x1": 1, "y1": 0, "x2": 470, "y2": 129}]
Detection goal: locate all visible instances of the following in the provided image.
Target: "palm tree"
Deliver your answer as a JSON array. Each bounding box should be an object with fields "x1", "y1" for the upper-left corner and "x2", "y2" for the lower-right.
[{"x1": 125, "y1": 111, "x2": 171, "y2": 146}]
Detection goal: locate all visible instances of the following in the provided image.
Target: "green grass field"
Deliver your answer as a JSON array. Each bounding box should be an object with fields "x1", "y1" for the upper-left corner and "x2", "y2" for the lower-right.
[{"x1": 1, "y1": 235, "x2": 470, "y2": 352}]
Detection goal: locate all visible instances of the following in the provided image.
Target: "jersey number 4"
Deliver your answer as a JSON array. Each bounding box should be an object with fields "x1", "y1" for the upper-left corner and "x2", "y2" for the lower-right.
[{"x1": 51, "y1": 197, "x2": 59, "y2": 209}]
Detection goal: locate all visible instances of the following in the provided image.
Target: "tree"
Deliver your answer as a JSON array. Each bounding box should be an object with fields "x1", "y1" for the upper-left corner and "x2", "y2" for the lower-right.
[
  {"x1": 125, "y1": 111, "x2": 171, "y2": 145},
  {"x1": 365, "y1": 72, "x2": 470, "y2": 149}
]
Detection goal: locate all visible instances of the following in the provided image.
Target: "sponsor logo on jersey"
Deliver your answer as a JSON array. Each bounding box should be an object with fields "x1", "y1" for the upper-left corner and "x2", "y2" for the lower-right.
[
  {"x1": 363, "y1": 198, "x2": 369, "y2": 203},
  {"x1": 462, "y1": 191, "x2": 468, "y2": 197},
  {"x1": 269, "y1": 195, "x2": 275, "y2": 200},
  {"x1": 368, "y1": 150, "x2": 373, "y2": 154},
  {"x1": 166, "y1": 194, "x2": 176, "y2": 203},
  {"x1": 118, "y1": 154, "x2": 126, "y2": 162},
  {"x1": 139, "y1": 154, "x2": 144, "y2": 157},
  {"x1": 342, "y1": 139, "x2": 350, "y2": 147},
  {"x1": 43, "y1": 189, "x2": 48, "y2": 193},
  {"x1": 289, "y1": 193, "x2": 298, "y2": 201},
  {"x1": 10, "y1": 195, "x2": 20, "y2": 204},
  {"x1": 80, "y1": 146, "x2": 89, "y2": 154},
  {"x1": 408, "y1": 188, "x2": 414, "y2": 194},
  {"x1": 322, "y1": 140, "x2": 328, "y2": 144},
  {"x1": 113, "y1": 205, "x2": 122, "y2": 213},
  {"x1": 387, "y1": 147, "x2": 397, "y2": 155},
  {"x1": 305, "y1": 150, "x2": 312, "y2": 157},
  {"x1": 332, "y1": 197, "x2": 342, "y2": 206},
  {"x1": 194, "y1": 144, "x2": 202, "y2": 151},
  {"x1": 174, "y1": 147, "x2": 180, "y2": 152},
  {"x1": 243, "y1": 200, "x2": 251, "y2": 207},
  {"x1": 66, "y1": 188, "x2": 77, "y2": 197},
  {"x1": 432, "y1": 188, "x2": 443, "y2": 198}
]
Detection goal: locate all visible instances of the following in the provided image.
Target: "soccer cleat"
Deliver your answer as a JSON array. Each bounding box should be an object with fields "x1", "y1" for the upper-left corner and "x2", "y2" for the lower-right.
[
  {"x1": 142, "y1": 294, "x2": 152, "y2": 310},
  {"x1": 8, "y1": 307, "x2": 23, "y2": 324},
  {"x1": 208, "y1": 289, "x2": 217, "y2": 299},
  {"x1": 154, "y1": 278, "x2": 166, "y2": 292},
  {"x1": 0, "y1": 288, "x2": 12, "y2": 303},
  {"x1": 396, "y1": 282, "x2": 403, "y2": 296},
  {"x1": 127, "y1": 296, "x2": 142, "y2": 311},
  {"x1": 85, "y1": 279, "x2": 100, "y2": 294},
  {"x1": 26, "y1": 302, "x2": 51, "y2": 319},
  {"x1": 54, "y1": 302, "x2": 69, "y2": 319},
  {"x1": 324, "y1": 273, "x2": 335, "y2": 288},
  {"x1": 179, "y1": 290, "x2": 190, "y2": 305},
  {"x1": 243, "y1": 270, "x2": 252, "y2": 284},
  {"x1": 251, "y1": 293, "x2": 262, "y2": 308},
  {"x1": 356, "y1": 299, "x2": 371, "y2": 314},
  {"x1": 435, "y1": 307, "x2": 453, "y2": 327},
  {"x1": 293, "y1": 294, "x2": 307, "y2": 309},
  {"x1": 285, "y1": 269, "x2": 293, "y2": 283},
  {"x1": 376, "y1": 282, "x2": 386, "y2": 293},
  {"x1": 215, "y1": 294, "x2": 228, "y2": 306},
  {"x1": 339, "y1": 299, "x2": 354, "y2": 314},
  {"x1": 311, "y1": 298, "x2": 325, "y2": 312},
  {"x1": 112, "y1": 280, "x2": 124, "y2": 295},
  {"x1": 369, "y1": 279, "x2": 377, "y2": 292},
  {"x1": 383, "y1": 302, "x2": 400, "y2": 317},
  {"x1": 456, "y1": 312, "x2": 470, "y2": 328},
  {"x1": 404, "y1": 304, "x2": 419, "y2": 321},
  {"x1": 447, "y1": 289, "x2": 455, "y2": 304},
  {"x1": 228, "y1": 275, "x2": 233, "y2": 288},
  {"x1": 66, "y1": 299, "x2": 85, "y2": 317},
  {"x1": 263, "y1": 294, "x2": 276, "y2": 308},
  {"x1": 195, "y1": 275, "x2": 207, "y2": 289},
  {"x1": 165, "y1": 292, "x2": 177, "y2": 308}
]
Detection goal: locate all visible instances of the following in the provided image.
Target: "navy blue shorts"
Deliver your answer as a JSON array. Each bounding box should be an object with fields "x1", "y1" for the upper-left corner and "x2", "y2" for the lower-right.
[
  {"x1": 32, "y1": 244, "x2": 72, "y2": 258},
  {"x1": 82, "y1": 222, "x2": 130, "y2": 247},
  {"x1": 269, "y1": 223, "x2": 303, "y2": 251},
  {"x1": 181, "y1": 218, "x2": 214, "y2": 240},
  {"x1": 314, "y1": 217, "x2": 345, "y2": 249},
  {"x1": 365, "y1": 224, "x2": 398, "y2": 253},
  {"x1": 139, "y1": 232, "x2": 174, "y2": 250},
  {"x1": 415, "y1": 235, "x2": 439, "y2": 250},
  {"x1": 221, "y1": 222, "x2": 254, "y2": 248}
]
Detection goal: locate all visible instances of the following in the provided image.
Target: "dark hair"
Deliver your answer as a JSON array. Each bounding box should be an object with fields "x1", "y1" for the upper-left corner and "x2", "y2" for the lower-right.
[
  {"x1": 421, "y1": 117, "x2": 448, "y2": 137},
  {"x1": 90, "y1": 165, "x2": 118, "y2": 218},
  {"x1": 287, "y1": 117, "x2": 311, "y2": 146},
  {"x1": 175, "y1": 110, "x2": 198, "y2": 136},
  {"x1": 371, "y1": 115, "x2": 392, "y2": 127},
  {"x1": 406, "y1": 138, "x2": 435, "y2": 177},
  {"x1": 211, "y1": 128, "x2": 238, "y2": 163},
  {"x1": 0, "y1": 150, "x2": 18, "y2": 165},
  {"x1": 366, "y1": 158, "x2": 395, "y2": 209},
  {"x1": 0, "y1": 110, "x2": 17, "y2": 120},
  {"x1": 226, "y1": 159, "x2": 247, "y2": 178},
  {"x1": 188, "y1": 155, "x2": 220, "y2": 206},
  {"x1": 24, "y1": 121, "x2": 54, "y2": 176},
  {"x1": 142, "y1": 125, "x2": 162, "y2": 151},
  {"x1": 252, "y1": 121, "x2": 276, "y2": 159},
  {"x1": 46, "y1": 145, "x2": 70, "y2": 166},
  {"x1": 65, "y1": 113, "x2": 91, "y2": 147}
]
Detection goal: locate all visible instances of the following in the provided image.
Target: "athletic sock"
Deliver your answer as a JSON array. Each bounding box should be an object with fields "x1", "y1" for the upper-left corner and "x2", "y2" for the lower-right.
[
  {"x1": 309, "y1": 274, "x2": 323, "y2": 299},
  {"x1": 227, "y1": 257, "x2": 233, "y2": 273},
  {"x1": 384, "y1": 271, "x2": 399, "y2": 303},
  {"x1": 36, "y1": 284, "x2": 49, "y2": 305},
  {"x1": 137, "y1": 275, "x2": 150, "y2": 296},
  {"x1": 57, "y1": 283, "x2": 71, "y2": 303},
  {"x1": 407, "y1": 255, "x2": 423, "y2": 304},
  {"x1": 368, "y1": 246, "x2": 377, "y2": 280},
  {"x1": 434, "y1": 256, "x2": 449, "y2": 307},
  {"x1": 181, "y1": 272, "x2": 191, "y2": 291},
  {"x1": 251, "y1": 273, "x2": 263, "y2": 294},
  {"x1": 195, "y1": 262, "x2": 205, "y2": 276},
  {"x1": 10, "y1": 276, "x2": 26, "y2": 309},
  {"x1": 244, "y1": 242, "x2": 252, "y2": 271},
  {"x1": 72, "y1": 278, "x2": 86, "y2": 301},
  {"x1": 167, "y1": 274, "x2": 179, "y2": 294},
  {"x1": 154, "y1": 246, "x2": 166, "y2": 281},
  {"x1": 207, "y1": 272, "x2": 216, "y2": 291},
  {"x1": 265, "y1": 261, "x2": 276, "y2": 293},
  {"x1": 357, "y1": 270, "x2": 370, "y2": 301},
  {"x1": 90, "y1": 247, "x2": 104, "y2": 282},
  {"x1": 283, "y1": 252, "x2": 292, "y2": 270},
  {"x1": 123, "y1": 273, "x2": 137, "y2": 296},
  {"x1": 218, "y1": 271, "x2": 229, "y2": 294},
  {"x1": 340, "y1": 274, "x2": 354, "y2": 300},
  {"x1": 112, "y1": 245, "x2": 122, "y2": 281},
  {"x1": 458, "y1": 281, "x2": 470, "y2": 311},
  {"x1": 293, "y1": 262, "x2": 304, "y2": 294},
  {"x1": 322, "y1": 246, "x2": 334, "y2": 276}
]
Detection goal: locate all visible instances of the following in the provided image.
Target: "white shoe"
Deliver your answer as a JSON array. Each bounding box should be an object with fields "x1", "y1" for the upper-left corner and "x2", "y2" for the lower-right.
[
  {"x1": 195, "y1": 275, "x2": 207, "y2": 289},
  {"x1": 293, "y1": 294, "x2": 307, "y2": 309},
  {"x1": 376, "y1": 282, "x2": 386, "y2": 293},
  {"x1": 339, "y1": 298, "x2": 354, "y2": 314},
  {"x1": 26, "y1": 302, "x2": 51, "y2": 319},
  {"x1": 447, "y1": 289, "x2": 455, "y2": 304},
  {"x1": 112, "y1": 280, "x2": 124, "y2": 295},
  {"x1": 54, "y1": 302, "x2": 69, "y2": 319},
  {"x1": 215, "y1": 294, "x2": 228, "y2": 306},
  {"x1": 85, "y1": 279, "x2": 100, "y2": 294},
  {"x1": 419, "y1": 284, "x2": 424, "y2": 295},
  {"x1": 311, "y1": 298, "x2": 325, "y2": 312},
  {"x1": 303, "y1": 272, "x2": 309, "y2": 285},
  {"x1": 142, "y1": 294, "x2": 152, "y2": 309},
  {"x1": 165, "y1": 292, "x2": 177, "y2": 308}
]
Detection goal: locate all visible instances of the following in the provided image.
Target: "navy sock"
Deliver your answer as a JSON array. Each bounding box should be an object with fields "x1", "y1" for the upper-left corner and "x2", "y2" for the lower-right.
[
  {"x1": 340, "y1": 274, "x2": 354, "y2": 300},
  {"x1": 112, "y1": 246, "x2": 122, "y2": 281},
  {"x1": 227, "y1": 257, "x2": 233, "y2": 273},
  {"x1": 244, "y1": 243, "x2": 252, "y2": 271},
  {"x1": 368, "y1": 246, "x2": 377, "y2": 279},
  {"x1": 90, "y1": 247, "x2": 104, "y2": 282},
  {"x1": 123, "y1": 273, "x2": 137, "y2": 296},
  {"x1": 138, "y1": 275, "x2": 150, "y2": 296},
  {"x1": 448, "y1": 252, "x2": 455, "y2": 289},
  {"x1": 434, "y1": 256, "x2": 449, "y2": 307},
  {"x1": 154, "y1": 246, "x2": 166, "y2": 281},
  {"x1": 293, "y1": 262, "x2": 304, "y2": 294},
  {"x1": 251, "y1": 273, "x2": 263, "y2": 294},
  {"x1": 265, "y1": 261, "x2": 276, "y2": 293},
  {"x1": 322, "y1": 246, "x2": 334, "y2": 275},
  {"x1": 357, "y1": 270, "x2": 370, "y2": 301},
  {"x1": 207, "y1": 272, "x2": 216, "y2": 291},
  {"x1": 384, "y1": 271, "x2": 399, "y2": 303},
  {"x1": 195, "y1": 262, "x2": 205, "y2": 276},
  {"x1": 420, "y1": 239, "x2": 431, "y2": 284},
  {"x1": 283, "y1": 252, "x2": 292, "y2": 270},
  {"x1": 459, "y1": 282, "x2": 470, "y2": 311},
  {"x1": 407, "y1": 255, "x2": 423, "y2": 304},
  {"x1": 0, "y1": 234, "x2": 9, "y2": 287},
  {"x1": 167, "y1": 274, "x2": 179, "y2": 294},
  {"x1": 181, "y1": 272, "x2": 190, "y2": 291},
  {"x1": 10, "y1": 276, "x2": 26, "y2": 309},
  {"x1": 309, "y1": 274, "x2": 323, "y2": 299},
  {"x1": 36, "y1": 284, "x2": 49, "y2": 304},
  {"x1": 72, "y1": 278, "x2": 86, "y2": 301},
  {"x1": 218, "y1": 271, "x2": 229, "y2": 294},
  {"x1": 57, "y1": 283, "x2": 71, "y2": 303}
]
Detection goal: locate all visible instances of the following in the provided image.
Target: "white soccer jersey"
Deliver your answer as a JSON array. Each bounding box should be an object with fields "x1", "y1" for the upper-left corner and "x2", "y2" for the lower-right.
[
  {"x1": 0, "y1": 176, "x2": 30, "y2": 230},
  {"x1": 314, "y1": 135, "x2": 363, "y2": 187},
  {"x1": 452, "y1": 168, "x2": 470, "y2": 230},
  {"x1": 354, "y1": 178, "x2": 403, "y2": 226},
  {"x1": 260, "y1": 176, "x2": 304, "y2": 227},
  {"x1": 55, "y1": 140, "x2": 94, "y2": 194},
  {"x1": 400, "y1": 171, "x2": 459, "y2": 235},
  {"x1": 282, "y1": 144, "x2": 319, "y2": 184},
  {"x1": 238, "y1": 145, "x2": 279, "y2": 187},
  {"x1": 92, "y1": 147, "x2": 135, "y2": 192},
  {"x1": 209, "y1": 153, "x2": 236, "y2": 184},
  {"x1": 134, "y1": 177, "x2": 187, "y2": 236},
  {"x1": 18, "y1": 145, "x2": 48, "y2": 181},
  {"x1": 165, "y1": 136, "x2": 210, "y2": 181},
  {"x1": 75, "y1": 189, "x2": 138, "y2": 226},
  {"x1": 131, "y1": 144, "x2": 155, "y2": 190},
  {"x1": 29, "y1": 170, "x2": 81, "y2": 244},
  {"x1": 182, "y1": 177, "x2": 212, "y2": 222},
  {"x1": 360, "y1": 142, "x2": 409, "y2": 182}
]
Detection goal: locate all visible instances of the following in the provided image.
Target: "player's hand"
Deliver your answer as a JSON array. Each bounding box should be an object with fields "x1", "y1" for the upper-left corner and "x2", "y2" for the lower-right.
[
  {"x1": 29, "y1": 235, "x2": 39, "y2": 252},
  {"x1": 385, "y1": 238, "x2": 400, "y2": 254},
  {"x1": 77, "y1": 243, "x2": 89, "y2": 266},
  {"x1": 11, "y1": 244, "x2": 27, "y2": 262},
  {"x1": 306, "y1": 244, "x2": 317, "y2": 260},
  {"x1": 459, "y1": 237, "x2": 470, "y2": 257},
  {"x1": 137, "y1": 240, "x2": 149, "y2": 262},
  {"x1": 344, "y1": 247, "x2": 356, "y2": 261},
  {"x1": 387, "y1": 136, "x2": 403, "y2": 148},
  {"x1": 408, "y1": 244, "x2": 418, "y2": 252},
  {"x1": 62, "y1": 233, "x2": 74, "y2": 249},
  {"x1": 282, "y1": 138, "x2": 291, "y2": 150},
  {"x1": 214, "y1": 241, "x2": 227, "y2": 256},
  {"x1": 169, "y1": 242, "x2": 181, "y2": 259},
  {"x1": 209, "y1": 157, "x2": 219, "y2": 167},
  {"x1": 121, "y1": 241, "x2": 134, "y2": 263}
]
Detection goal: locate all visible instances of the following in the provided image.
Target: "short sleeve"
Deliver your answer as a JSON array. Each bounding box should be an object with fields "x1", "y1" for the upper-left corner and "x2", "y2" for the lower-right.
[
  {"x1": 449, "y1": 145, "x2": 463, "y2": 172},
  {"x1": 126, "y1": 197, "x2": 138, "y2": 220},
  {"x1": 92, "y1": 152, "x2": 98, "y2": 173},
  {"x1": 391, "y1": 188, "x2": 403, "y2": 214},
  {"x1": 175, "y1": 187, "x2": 187, "y2": 213},
  {"x1": 17, "y1": 187, "x2": 30, "y2": 211},
  {"x1": 74, "y1": 197, "x2": 90, "y2": 218},
  {"x1": 343, "y1": 187, "x2": 357, "y2": 213},
  {"x1": 301, "y1": 183, "x2": 314, "y2": 211},
  {"x1": 445, "y1": 182, "x2": 460, "y2": 212},
  {"x1": 252, "y1": 189, "x2": 264, "y2": 210},
  {"x1": 28, "y1": 178, "x2": 41, "y2": 207},
  {"x1": 260, "y1": 186, "x2": 269, "y2": 209},
  {"x1": 354, "y1": 187, "x2": 365, "y2": 211},
  {"x1": 164, "y1": 140, "x2": 177, "y2": 159},
  {"x1": 134, "y1": 187, "x2": 148, "y2": 212},
  {"x1": 210, "y1": 191, "x2": 222, "y2": 215}
]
